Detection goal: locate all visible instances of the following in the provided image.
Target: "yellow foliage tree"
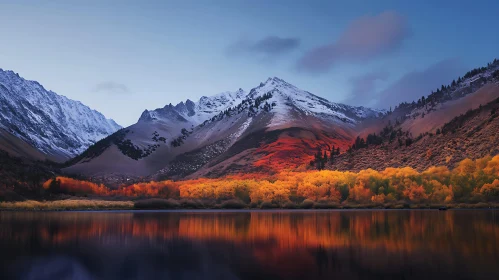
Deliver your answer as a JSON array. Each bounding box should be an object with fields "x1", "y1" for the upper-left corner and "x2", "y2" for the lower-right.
[
  {"x1": 479, "y1": 179, "x2": 499, "y2": 197},
  {"x1": 350, "y1": 182, "x2": 373, "y2": 203},
  {"x1": 403, "y1": 184, "x2": 428, "y2": 203},
  {"x1": 428, "y1": 180, "x2": 453, "y2": 203}
]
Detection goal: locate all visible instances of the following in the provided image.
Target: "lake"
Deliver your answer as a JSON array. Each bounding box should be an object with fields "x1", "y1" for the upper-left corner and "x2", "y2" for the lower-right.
[{"x1": 0, "y1": 210, "x2": 498, "y2": 280}]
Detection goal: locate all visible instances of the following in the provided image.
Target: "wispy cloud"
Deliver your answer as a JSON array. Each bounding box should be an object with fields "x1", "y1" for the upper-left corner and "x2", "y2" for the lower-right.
[
  {"x1": 92, "y1": 82, "x2": 130, "y2": 94},
  {"x1": 227, "y1": 36, "x2": 300, "y2": 57},
  {"x1": 374, "y1": 58, "x2": 466, "y2": 108},
  {"x1": 297, "y1": 11, "x2": 411, "y2": 73}
]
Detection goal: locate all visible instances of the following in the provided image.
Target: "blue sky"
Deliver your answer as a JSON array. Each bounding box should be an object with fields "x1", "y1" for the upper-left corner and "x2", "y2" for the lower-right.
[{"x1": 0, "y1": 0, "x2": 498, "y2": 126}]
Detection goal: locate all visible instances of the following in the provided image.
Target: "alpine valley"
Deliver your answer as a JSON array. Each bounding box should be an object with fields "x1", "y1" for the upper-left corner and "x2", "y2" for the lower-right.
[
  {"x1": 1, "y1": 59, "x2": 499, "y2": 204},
  {"x1": 64, "y1": 76, "x2": 384, "y2": 185}
]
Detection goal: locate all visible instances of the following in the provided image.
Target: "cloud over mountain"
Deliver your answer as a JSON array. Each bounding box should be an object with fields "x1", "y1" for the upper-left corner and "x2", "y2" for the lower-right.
[
  {"x1": 227, "y1": 36, "x2": 300, "y2": 57},
  {"x1": 93, "y1": 82, "x2": 130, "y2": 95},
  {"x1": 297, "y1": 11, "x2": 411, "y2": 73},
  {"x1": 374, "y1": 58, "x2": 466, "y2": 108}
]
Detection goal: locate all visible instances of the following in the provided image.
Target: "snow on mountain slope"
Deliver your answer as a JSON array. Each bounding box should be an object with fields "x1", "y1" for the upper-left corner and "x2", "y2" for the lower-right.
[
  {"x1": 0, "y1": 69, "x2": 121, "y2": 160},
  {"x1": 247, "y1": 77, "x2": 384, "y2": 128},
  {"x1": 138, "y1": 88, "x2": 246, "y2": 125},
  {"x1": 138, "y1": 77, "x2": 383, "y2": 135},
  {"x1": 65, "y1": 76, "x2": 385, "y2": 182}
]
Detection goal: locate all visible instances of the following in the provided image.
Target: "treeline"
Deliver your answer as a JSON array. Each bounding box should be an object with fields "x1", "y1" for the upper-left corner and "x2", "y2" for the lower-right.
[
  {"x1": 63, "y1": 129, "x2": 129, "y2": 166},
  {"x1": 0, "y1": 150, "x2": 57, "y2": 201},
  {"x1": 309, "y1": 145, "x2": 340, "y2": 170},
  {"x1": 116, "y1": 139, "x2": 159, "y2": 160},
  {"x1": 442, "y1": 97, "x2": 499, "y2": 135},
  {"x1": 390, "y1": 58, "x2": 499, "y2": 116},
  {"x1": 171, "y1": 128, "x2": 192, "y2": 147},
  {"x1": 63, "y1": 129, "x2": 157, "y2": 162},
  {"x1": 199, "y1": 92, "x2": 275, "y2": 128},
  {"x1": 45, "y1": 154, "x2": 499, "y2": 207},
  {"x1": 344, "y1": 95, "x2": 499, "y2": 155},
  {"x1": 344, "y1": 123, "x2": 413, "y2": 154},
  {"x1": 346, "y1": 134, "x2": 384, "y2": 152}
]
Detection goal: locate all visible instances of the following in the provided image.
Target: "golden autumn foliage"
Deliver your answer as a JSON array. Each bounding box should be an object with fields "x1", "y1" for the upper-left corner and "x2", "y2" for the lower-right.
[
  {"x1": 371, "y1": 194, "x2": 386, "y2": 204},
  {"x1": 119, "y1": 181, "x2": 179, "y2": 198},
  {"x1": 479, "y1": 179, "x2": 499, "y2": 197},
  {"x1": 350, "y1": 183, "x2": 374, "y2": 203},
  {"x1": 44, "y1": 155, "x2": 499, "y2": 205},
  {"x1": 428, "y1": 180, "x2": 453, "y2": 203},
  {"x1": 403, "y1": 185, "x2": 428, "y2": 203}
]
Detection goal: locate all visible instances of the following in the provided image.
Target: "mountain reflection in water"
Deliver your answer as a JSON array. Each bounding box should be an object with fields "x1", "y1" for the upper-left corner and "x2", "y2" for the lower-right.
[{"x1": 0, "y1": 210, "x2": 498, "y2": 280}]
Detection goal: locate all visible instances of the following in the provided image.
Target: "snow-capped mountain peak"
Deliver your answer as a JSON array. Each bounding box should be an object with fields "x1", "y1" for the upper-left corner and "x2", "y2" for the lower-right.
[
  {"x1": 139, "y1": 77, "x2": 384, "y2": 131},
  {"x1": 0, "y1": 68, "x2": 121, "y2": 160},
  {"x1": 250, "y1": 76, "x2": 296, "y2": 97},
  {"x1": 139, "y1": 88, "x2": 247, "y2": 125},
  {"x1": 245, "y1": 77, "x2": 385, "y2": 125}
]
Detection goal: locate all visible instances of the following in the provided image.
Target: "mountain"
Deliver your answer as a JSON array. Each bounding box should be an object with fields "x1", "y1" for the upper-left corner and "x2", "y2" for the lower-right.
[
  {"x1": 64, "y1": 77, "x2": 384, "y2": 185},
  {"x1": 0, "y1": 69, "x2": 121, "y2": 161},
  {"x1": 318, "y1": 59, "x2": 499, "y2": 172},
  {"x1": 138, "y1": 88, "x2": 246, "y2": 125},
  {"x1": 65, "y1": 59, "x2": 499, "y2": 186},
  {"x1": 0, "y1": 127, "x2": 47, "y2": 161}
]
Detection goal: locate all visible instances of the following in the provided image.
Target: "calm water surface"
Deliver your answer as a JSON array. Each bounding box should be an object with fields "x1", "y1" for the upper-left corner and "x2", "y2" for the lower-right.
[{"x1": 0, "y1": 210, "x2": 498, "y2": 280}]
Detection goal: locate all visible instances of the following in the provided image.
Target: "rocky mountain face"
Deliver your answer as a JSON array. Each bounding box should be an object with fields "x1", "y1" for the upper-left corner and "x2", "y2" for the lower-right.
[
  {"x1": 64, "y1": 58, "x2": 499, "y2": 186},
  {"x1": 3, "y1": 60, "x2": 499, "y2": 193},
  {"x1": 321, "y1": 60, "x2": 499, "y2": 172},
  {"x1": 5, "y1": 58, "x2": 497, "y2": 188},
  {"x1": 0, "y1": 69, "x2": 121, "y2": 160},
  {"x1": 138, "y1": 89, "x2": 247, "y2": 125},
  {"x1": 64, "y1": 77, "x2": 384, "y2": 185},
  {"x1": 246, "y1": 77, "x2": 383, "y2": 125}
]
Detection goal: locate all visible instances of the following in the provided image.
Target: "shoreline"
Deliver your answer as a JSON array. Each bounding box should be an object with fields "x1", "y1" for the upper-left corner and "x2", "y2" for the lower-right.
[
  {"x1": 1, "y1": 208, "x2": 499, "y2": 213},
  {"x1": 1, "y1": 199, "x2": 498, "y2": 211}
]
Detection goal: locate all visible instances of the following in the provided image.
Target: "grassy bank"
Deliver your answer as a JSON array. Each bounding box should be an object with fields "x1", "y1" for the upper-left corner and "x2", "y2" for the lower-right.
[
  {"x1": 0, "y1": 199, "x2": 134, "y2": 210},
  {"x1": 2, "y1": 198, "x2": 497, "y2": 211},
  {"x1": 131, "y1": 198, "x2": 499, "y2": 210}
]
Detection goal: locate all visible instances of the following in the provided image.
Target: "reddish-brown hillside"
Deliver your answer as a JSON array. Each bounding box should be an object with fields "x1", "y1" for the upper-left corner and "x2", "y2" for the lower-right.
[
  {"x1": 328, "y1": 95, "x2": 499, "y2": 172},
  {"x1": 184, "y1": 127, "x2": 354, "y2": 179}
]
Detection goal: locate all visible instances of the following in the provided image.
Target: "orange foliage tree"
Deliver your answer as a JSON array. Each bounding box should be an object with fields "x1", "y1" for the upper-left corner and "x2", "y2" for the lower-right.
[
  {"x1": 43, "y1": 177, "x2": 109, "y2": 195},
  {"x1": 43, "y1": 155, "x2": 499, "y2": 205}
]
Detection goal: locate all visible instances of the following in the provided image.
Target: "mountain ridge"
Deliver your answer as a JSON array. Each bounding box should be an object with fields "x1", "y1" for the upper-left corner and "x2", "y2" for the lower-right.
[
  {"x1": 62, "y1": 59, "x2": 499, "y2": 186},
  {"x1": 1, "y1": 59, "x2": 498, "y2": 194},
  {"x1": 64, "y1": 76, "x2": 385, "y2": 184},
  {"x1": 0, "y1": 68, "x2": 121, "y2": 160},
  {"x1": 306, "y1": 59, "x2": 499, "y2": 173},
  {"x1": 138, "y1": 77, "x2": 384, "y2": 127}
]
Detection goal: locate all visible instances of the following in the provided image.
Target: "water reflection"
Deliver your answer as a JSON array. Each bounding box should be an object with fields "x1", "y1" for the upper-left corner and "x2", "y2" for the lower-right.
[{"x1": 0, "y1": 210, "x2": 498, "y2": 279}]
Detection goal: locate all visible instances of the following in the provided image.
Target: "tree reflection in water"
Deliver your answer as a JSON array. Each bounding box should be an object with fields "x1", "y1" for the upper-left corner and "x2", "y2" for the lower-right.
[{"x1": 0, "y1": 210, "x2": 498, "y2": 280}]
